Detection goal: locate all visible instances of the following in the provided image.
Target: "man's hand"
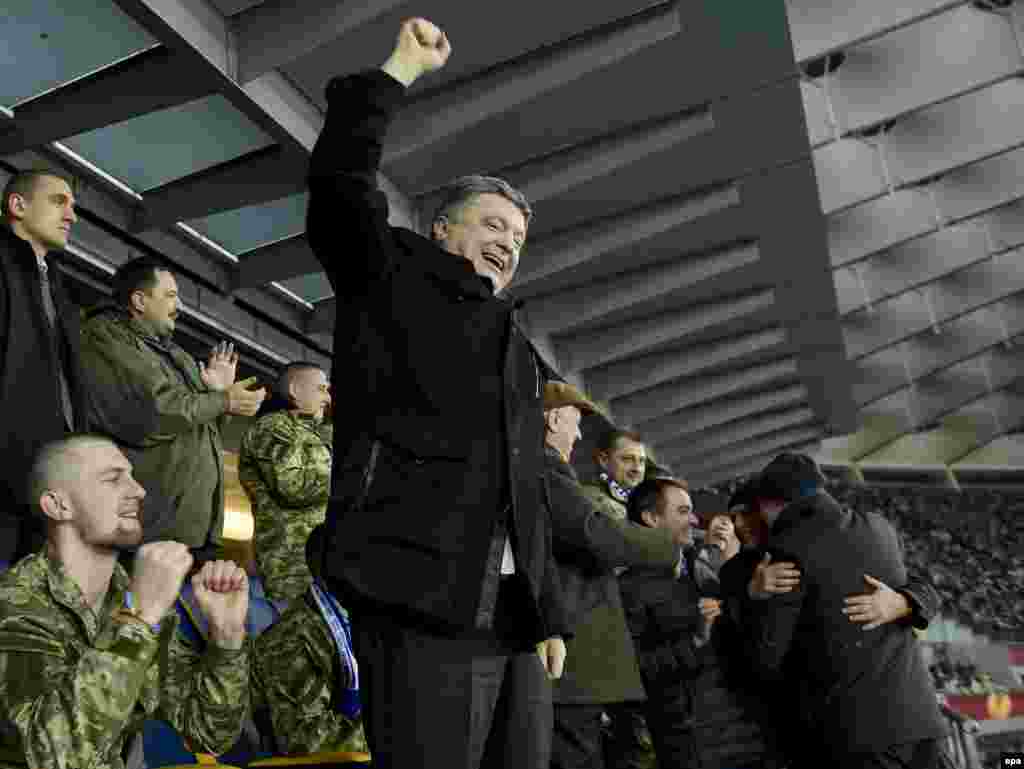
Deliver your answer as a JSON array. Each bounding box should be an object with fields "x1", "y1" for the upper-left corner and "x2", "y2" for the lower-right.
[
  {"x1": 748, "y1": 553, "x2": 801, "y2": 600},
  {"x1": 130, "y1": 542, "x2": 194, "y2": 626},
  {"x1": 199, "y1": 341, "x2": 238, "y2": 392},
  {"x1": 842, "y1": 574, "x2": 911, "y2": 631},
  {"x1": 699, "y1": 597, "x2": 722, "y2": 625},
  {"x1": 226, "y1": 376, "x2": 266, "y2": 417},
  {"x1": 537, "y1": 637, "x2": 566, "y2": 681},
  {"x1": 193, "y1": 560, "x2": 248, "y2": 649},
  {"x1": 382, "y1": 18, "x2": 452, "y2": 87}
]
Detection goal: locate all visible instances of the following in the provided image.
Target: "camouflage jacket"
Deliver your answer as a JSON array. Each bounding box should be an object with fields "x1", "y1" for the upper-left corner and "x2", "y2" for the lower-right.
[
  {"x1": 580, "y1": 481, "x2": 628, "y2": 522},
  {"x1": 253, "y1": 591, "x2": 367, "y2": 755},
  {"x1": 0, "y1": 553, "x2": 250, "y2": 769},
  {"x1": 239, "y1": 411, "x2": 333, "y2": 602}
]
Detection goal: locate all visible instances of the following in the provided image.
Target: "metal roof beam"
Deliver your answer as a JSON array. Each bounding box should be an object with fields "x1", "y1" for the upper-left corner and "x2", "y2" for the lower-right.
[
  {"x1": 670, "y1": 425, "x2": 823, "y2": 478},
  {"x1": 613, "y1": 357, "x2": 799, "y2": 426},
  {"x1": 134, "y1": 145, "x2": 304, "y2": 231},
  {"x1": 232, "y1": 0, "x2": 407, "y2": 83},
  {"x1": 233, "y1": 234, "x2": 319, "y2": 291},
  {"x1": 641, "y1": 383, "x2": 809, "y2": 447},
  {"x1": 688, "y1": 440, "x2": 822, "y2": 487},
  {"x1": 0, "y1": 46, "x2": 214, "y2": 157},
  {"x1": 382, "y1": 1, "x2": 682, "y2": 164},
  {"x1": 513, "y1": 185, "x2": 740, "y2": 293},
  {"x1": 525, "y1": 242, "x2": 760, "y2": 337},
  {"x1": 586, "y1": 327, "x2": 787, "y2": 402},
  {"x1": 657, "y1": 406, "x2": 818, "y2": 461},
  {"x1": 557, "y1": 288, "x2": 775, "y2": 372}
]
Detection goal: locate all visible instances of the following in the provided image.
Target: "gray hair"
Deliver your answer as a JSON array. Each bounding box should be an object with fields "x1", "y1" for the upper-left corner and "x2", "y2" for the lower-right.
[
  {"x1": 27, "y1": 434, "x2": 116, "y2": 514},
  {"x1": 431, "y1": 175, "x2": 533, "y2": 233}
]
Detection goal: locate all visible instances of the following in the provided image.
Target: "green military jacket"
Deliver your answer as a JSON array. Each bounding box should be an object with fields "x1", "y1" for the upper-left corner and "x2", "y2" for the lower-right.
[
  {"x1": 239, "y1": 411, "x2": 332, "y2": 603},
  {"x1": 80, "y1": 305, "x2": 228, "y2": 548},
  {"x1": 0, "y1": 552, "x2": 249, "y2": 769},
  {"x1": 580, "y1": 481, "x2": 629, "y2": 522},
  {"x1": 253, "y1": 592, "x2": 367, "y2": 756}
]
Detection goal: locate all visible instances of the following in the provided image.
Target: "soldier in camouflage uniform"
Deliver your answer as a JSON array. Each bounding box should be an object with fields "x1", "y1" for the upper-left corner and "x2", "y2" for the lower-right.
[
  {"x1": 0, "y1": 435, "x2": 250, "y2": 769},
  {"x1": 254, "y1": 528, "x2": 368, "y2": 756},
  {"x1": 239, "y1": 362, "x2": 332, "y2": 605},
  {"x1": 580, "y1": 429, "x2": 658, "y2": 769}
]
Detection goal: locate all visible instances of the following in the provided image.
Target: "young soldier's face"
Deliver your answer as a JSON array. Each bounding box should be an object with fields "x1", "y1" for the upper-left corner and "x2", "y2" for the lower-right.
[{"x1": 66, "y1": 442, "x2": 146, "y2": 550}]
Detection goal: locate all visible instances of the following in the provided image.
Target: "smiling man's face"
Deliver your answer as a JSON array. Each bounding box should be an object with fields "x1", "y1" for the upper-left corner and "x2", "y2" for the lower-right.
[
  {"x1": 432, "y1": 192, "x2": 527, "y2": 294},
  {"x1": 63, "y1": 440, "x2": 146, "y2": 551}
]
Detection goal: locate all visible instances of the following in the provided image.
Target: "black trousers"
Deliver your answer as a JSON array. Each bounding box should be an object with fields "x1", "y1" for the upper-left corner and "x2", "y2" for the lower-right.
[
  {"x1": 352, "y1": 577, "x2": 552, "y2": 769},
  {"x1": 552, "y1": 704, "x2": 606, "y2": 769}
]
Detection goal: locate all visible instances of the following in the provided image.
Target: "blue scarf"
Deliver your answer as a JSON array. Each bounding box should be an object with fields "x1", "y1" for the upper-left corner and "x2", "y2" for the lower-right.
[
  {"x1": 310, "y1": 579, "x2": 361, "y2": 720},
  {"x1": 600, "y1": 472, "x2": 632, "y2": 504}
]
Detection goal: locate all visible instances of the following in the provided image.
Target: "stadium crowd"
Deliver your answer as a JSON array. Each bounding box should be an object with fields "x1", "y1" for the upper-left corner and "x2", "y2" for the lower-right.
[{"x1": 0, "y1": 13, "x2": 993, "y2": 769}]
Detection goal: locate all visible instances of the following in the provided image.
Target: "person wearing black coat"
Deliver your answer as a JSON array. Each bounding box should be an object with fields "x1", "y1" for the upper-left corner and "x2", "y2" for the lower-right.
[
  {"x1": 0, "y1": 169, "x2": 87, "y2": 564},
  {"x1": 720, "y1": 454, "x2": 950, "y2": 769},
  {"x1": 541, "y1": 382, "x2": 680, "y2": 769},
  {"x1": 307, "y1": 17, "x2": 570, "y2": 769}
]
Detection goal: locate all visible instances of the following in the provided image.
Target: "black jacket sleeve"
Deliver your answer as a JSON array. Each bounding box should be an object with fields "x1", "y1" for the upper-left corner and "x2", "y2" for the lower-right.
[
  {"x1": 307, "y1": 70, "x2": 408, "y2": 294},
  {"x1": 546, "y1": 468, "x2": 677, "y2": 574}
]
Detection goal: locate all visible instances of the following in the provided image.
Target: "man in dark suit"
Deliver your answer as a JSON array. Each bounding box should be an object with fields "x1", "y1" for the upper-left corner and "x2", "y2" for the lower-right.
[
  {"x1": 541, "y1": 382, "x2": 679, "y2": 769},
  {"x1": 0, "y1": 168, "x2": 86, "y2": 563},
  {"x1": 307, "y1": 16, "x2": 570, "y2": 769},
  {"x1": 724, "y1": 454, "x2": 949, "y2": 769}
]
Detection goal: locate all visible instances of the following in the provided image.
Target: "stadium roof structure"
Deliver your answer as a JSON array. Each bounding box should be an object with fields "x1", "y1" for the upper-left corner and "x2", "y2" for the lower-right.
[{"x1": 2, "y1": 1, "x2": 1021, "y2": 487}]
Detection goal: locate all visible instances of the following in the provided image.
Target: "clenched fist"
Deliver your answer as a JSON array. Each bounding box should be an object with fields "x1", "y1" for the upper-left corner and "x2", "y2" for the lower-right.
[
  {"x1": 382, "y1": 18, "x2": 452, "y2": 87},
  {"x1": 130, "y1": 541, "x2": 194, "y2": 626},
  {"x1": 193, "y1": 560, "x2": 248, "y2": 649}
]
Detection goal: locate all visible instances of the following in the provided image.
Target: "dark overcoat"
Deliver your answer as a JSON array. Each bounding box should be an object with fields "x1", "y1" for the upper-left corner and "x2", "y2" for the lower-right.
[
  {"x1": 721, "y1": 491, "x2": 948, "y2": 754},
  {"x1": 307, "y1": 70, "x2": 568, "y2": 642},
  {"x1": 0, "y1": 227, "x2": 85, "y2": 561}
]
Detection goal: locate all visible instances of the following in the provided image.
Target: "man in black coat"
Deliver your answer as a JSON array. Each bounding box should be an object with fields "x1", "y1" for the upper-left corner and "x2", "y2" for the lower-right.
[
  {"x1": 721, "y1": 454, "x2": 950, "y2": 769},
  {"x1": 0, "y1": 168, "x2": 86, "y2": 564},
  {"x1": 541, "y1": 382, "x2": 679, "y2": 769},
  {"x1": 307, "y1": 17, "x2": 570, "y2": 769}
]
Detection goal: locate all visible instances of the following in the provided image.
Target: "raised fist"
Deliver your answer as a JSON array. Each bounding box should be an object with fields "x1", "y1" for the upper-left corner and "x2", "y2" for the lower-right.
[
  {"x1": 382, "y1": 17, "x2": 452, "y2": 87},
  {"x1": 130, "y1": 541, "x2": 194, "y2": 625}
]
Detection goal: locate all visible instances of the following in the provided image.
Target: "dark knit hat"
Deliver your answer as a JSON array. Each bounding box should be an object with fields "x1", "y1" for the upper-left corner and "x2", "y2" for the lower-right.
[{"x1": 752, "y1": 452, "x2": 826, "y2": 503}]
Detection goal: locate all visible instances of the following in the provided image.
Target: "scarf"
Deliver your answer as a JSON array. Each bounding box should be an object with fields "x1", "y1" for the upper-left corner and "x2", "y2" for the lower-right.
[
  {"x1": 600, "y1": 472, "x2": 632, "y2": 504},
  {"x1": 310, "y1": 579, "x2": 361, "y2": 720}
]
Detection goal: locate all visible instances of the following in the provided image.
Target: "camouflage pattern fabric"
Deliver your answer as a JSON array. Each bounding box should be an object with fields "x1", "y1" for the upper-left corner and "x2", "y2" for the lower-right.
[
  {"x1": 0, "y1": 552, "x2": 249, "y2": 769},
  {"x1": 239, "y1": 411, "x2": 333, "y2": 603},
  {"x1": 253, "y1": 591, "x2": 367, "y2": 755}
]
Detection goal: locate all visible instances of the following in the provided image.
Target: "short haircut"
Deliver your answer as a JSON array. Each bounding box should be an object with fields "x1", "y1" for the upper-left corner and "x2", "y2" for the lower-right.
[
  {"x1": 111, "y1": 257, "x2": 170, "y2": 308},
  {"x1": 431, "y1": 175, "x2": 533, "y2": 234},
  {"x1": 2, "y1": 168, "x2": 77, "y2": 221},
  {"x1": 276, "y1": 361, "x2": 325, "y2": 398},
  {"x1": 27, "y1": 433, "x2": 116, "y2": 512},
  {"x1": 596, "y1": 428, "x2": 645, "y2": 456},
  {"x1": 627, "y1": 477, "x2": 690, "y2": 527}
]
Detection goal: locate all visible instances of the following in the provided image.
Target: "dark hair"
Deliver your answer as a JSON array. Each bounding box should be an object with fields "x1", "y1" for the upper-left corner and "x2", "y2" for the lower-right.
[
  {"x1": 595, "y1": 428, "x2": 644, "y2": 456},
  {"x1": 2, "y1": 168, "x2": 78, "y2": 221},
  {"x1": 755, "y1": 452, "x2": 825, "y2": 503},
  {"x1": 627, "y1": 476, "x2": 690, "y2": 527},
  {"x1": 431, "y1": 175, "x2": 533, "y2": 235},
  {"x1": 111, "y1": 257, "x2": 170, "y2": 308}
]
